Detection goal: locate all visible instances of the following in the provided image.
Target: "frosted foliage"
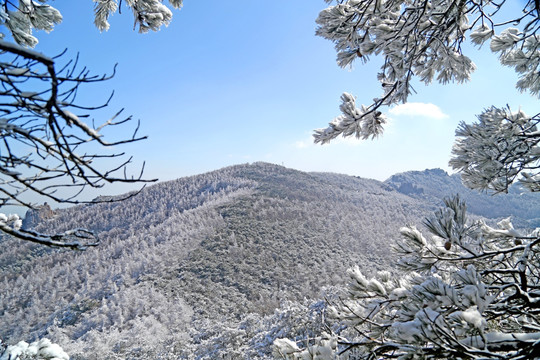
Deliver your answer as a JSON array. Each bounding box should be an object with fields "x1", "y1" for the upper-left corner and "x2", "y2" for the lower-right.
[
  {"x1": 314, "y1": 1, "x2": 540, "y2": 144},
  {"x1": 0, "y1": 338, "x2": 69, "y2": 360},
  {"x1": 0, "y1": 213, "x2": 22, "y2": 231},
  {"x1": 94, "y1": 0, "x2": 181, "y2": 33},
  {"x1": 314, "y1": 93, "x2": 386, "y2": 143},
  {"x1": 275, "y1": 196, "x2": 540, "y2": 359},
  {"x1": 450, "y1": 106, "x2": 540, "y2": 192},
  {"x1": 492, "y1": 29, "x2": 540, "y2": 96},
  {"x1": 0, "y1": 0, "x2": 183, "y2": 47},
  {"x1": 3, "y1": 1, "x2": 62, "y2": 47}
]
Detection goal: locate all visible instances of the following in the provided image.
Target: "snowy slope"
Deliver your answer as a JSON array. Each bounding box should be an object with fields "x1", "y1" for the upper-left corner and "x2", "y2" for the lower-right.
[{"x1": 1, "y1": 163, "x2": 536, "y2": 359}]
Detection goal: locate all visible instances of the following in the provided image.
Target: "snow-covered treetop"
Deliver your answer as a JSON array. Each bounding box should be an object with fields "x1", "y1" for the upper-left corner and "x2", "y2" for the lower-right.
[
  {"x1": 0, "y1": 0, "x2": 183, "y2": 47},
  {"x1": 0, "y1": 338, "x2": 69, "y2": 360},
  {"x1": 313, "y1": 1, "x2": 540, "y2": 144}
]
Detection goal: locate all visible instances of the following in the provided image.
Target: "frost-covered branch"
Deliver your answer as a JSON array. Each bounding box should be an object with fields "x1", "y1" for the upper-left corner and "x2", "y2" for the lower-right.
[
  {"x1": 450, "y1": 106, "x2": 540, "y2": 193},
  {"x1": 275, "y1": 196, "x2": 540, "y2": 359},
  {"x1": 0, "y1": 212, "x2": 98, "y2": 249},
  {"x1": 0, "y1": 338, "x2": 69, "y2": 360},
  {"x1": 0, "y1": 0, "x2": 184, "y2": 47},
  {"x1": 313, "y1": 1, "x2": 540, "y2": 145},
  {"x1": 0, "y1": 40, "x2": 156, "y2": 207},
  {"x1": 313, "y1": 92, "x2": 387, "y2": 143}
]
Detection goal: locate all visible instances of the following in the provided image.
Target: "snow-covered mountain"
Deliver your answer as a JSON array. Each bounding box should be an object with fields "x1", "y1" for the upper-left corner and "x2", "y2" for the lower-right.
[
  {"x1": 1, "y1": 163, "x2": 536, "y2": 359},
  {"x1": 385, "y1": 168, "x2": 540, "y2": 227}
]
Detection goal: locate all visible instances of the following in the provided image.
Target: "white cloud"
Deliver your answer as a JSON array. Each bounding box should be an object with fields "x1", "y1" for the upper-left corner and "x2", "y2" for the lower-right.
[
  {"x1": 295, "y1": 139, "x2": 311, "y2": 149},
  {"x1": 388, "y1": 102, "x2": 448, "y2": 119}
]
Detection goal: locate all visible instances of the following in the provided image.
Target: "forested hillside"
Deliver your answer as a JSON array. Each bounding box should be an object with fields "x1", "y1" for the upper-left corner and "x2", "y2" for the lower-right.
[
  {"x1": 1, "y1": 163, "x2": 535, "y2": 358},
  {"x1": 386, "y1": 168, "x2": 540, "y2": 227}
]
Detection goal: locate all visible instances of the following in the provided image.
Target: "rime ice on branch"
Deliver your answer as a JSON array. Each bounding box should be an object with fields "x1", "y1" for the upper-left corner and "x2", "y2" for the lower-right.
[
  {"x1": 275, "y1": 196, "x2": 540, "y2": 359},
  {"x1": 451, "y1": 106, "x2": 540, "y2": 193},
  {"x1": 0, "y1": 0, "x2": 184, "y2": 47},
  {"x1": 313, "y1": 1, "x2": 539, "y2": 151}
]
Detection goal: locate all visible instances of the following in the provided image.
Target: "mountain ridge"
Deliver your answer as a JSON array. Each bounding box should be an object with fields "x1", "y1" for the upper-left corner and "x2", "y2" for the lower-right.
[
  {"x1": 2, "y1": 162, "x2": 538, "y2": 359},
  {"x1": 385, "y1": 167, "x2": 540, "y2": 227}
]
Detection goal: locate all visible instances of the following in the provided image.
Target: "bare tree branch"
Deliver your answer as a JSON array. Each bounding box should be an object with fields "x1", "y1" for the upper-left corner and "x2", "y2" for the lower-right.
[{"x1": 0, "y1": 40, "x2": 156, "y2": 248}]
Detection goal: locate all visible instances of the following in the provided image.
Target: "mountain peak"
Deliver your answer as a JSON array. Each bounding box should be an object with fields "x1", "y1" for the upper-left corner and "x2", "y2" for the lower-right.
[
  {"x1": 386, "y1": 168, "x2": 448, "y2": 181},
  {"x1": 385, "y1": 168, "x2": 540, "y2": 227}
]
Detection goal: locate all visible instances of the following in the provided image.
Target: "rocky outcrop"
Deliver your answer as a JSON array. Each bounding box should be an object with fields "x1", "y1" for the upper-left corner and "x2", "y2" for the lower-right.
[{"x1": 22, "y1": 203, "x2": 56, "y2": 230}]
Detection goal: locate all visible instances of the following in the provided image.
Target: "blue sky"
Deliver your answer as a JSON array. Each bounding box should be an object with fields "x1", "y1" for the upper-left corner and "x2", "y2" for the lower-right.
[{"x1": 27, "y1": 1, "x2": 539, "y2": 199}]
